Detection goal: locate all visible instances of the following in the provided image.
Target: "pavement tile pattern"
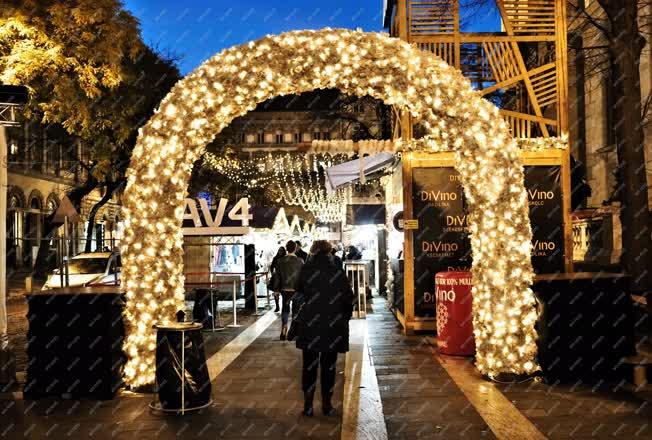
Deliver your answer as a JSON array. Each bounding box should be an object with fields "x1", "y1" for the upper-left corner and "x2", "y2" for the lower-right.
[{"x1": 1, "y1": 295, "x2": 651, "y2": 439}]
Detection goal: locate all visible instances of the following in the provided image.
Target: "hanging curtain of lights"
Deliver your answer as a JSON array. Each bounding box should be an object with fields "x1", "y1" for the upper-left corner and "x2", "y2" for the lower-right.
[
  {"x1": 272, "y1": 153, "x2": 352, "y2": 223},
  {"x1": 201, "y1": 151, "x2": 275, "y2": 188},
  {"x1": 202, "y1": 151, "x2": 352, "y2": 223}
]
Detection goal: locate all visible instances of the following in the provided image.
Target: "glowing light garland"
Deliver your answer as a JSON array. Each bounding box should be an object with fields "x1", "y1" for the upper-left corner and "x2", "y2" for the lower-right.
[
  {"x1": 272, "y1": 153, "x2": 352, "y2": 222},
  {"x1": 201, "y1": 151, "x2": 275, "y2": 188},
  {"x1": 202, "y1": 151, "x2": 352, "y2": 222},
  {"x1": 121, "y1": 28, "x2": 555, "y2": 386}
]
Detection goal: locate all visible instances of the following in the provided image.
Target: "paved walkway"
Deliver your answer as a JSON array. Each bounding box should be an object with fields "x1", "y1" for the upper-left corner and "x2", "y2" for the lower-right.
[
  {"x1": 1, "y1": 297, "x2": 650, "y2": 439},
  {"x1": 366, "y1": 302, "x2": 496, "y2": 439},
  {"x1": 366, "y1": 298, "x2": 652, "y2": 440}
]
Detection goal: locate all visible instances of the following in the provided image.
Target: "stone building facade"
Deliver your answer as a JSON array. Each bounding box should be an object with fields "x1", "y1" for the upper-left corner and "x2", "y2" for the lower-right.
[
  {"x1": 567, "y1": 0, "x2": 652, "y2": 209},
  {"x1": 5, "y1": 120, "x2": 121, "y2": 280},
  {"x1": 212, "y1": 89, "x2": 387, "y2": 153}
]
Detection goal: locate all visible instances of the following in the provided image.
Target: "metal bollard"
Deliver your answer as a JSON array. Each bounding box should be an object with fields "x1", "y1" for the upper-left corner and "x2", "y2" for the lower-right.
[
  {"x1": 265, "y1": 272, "x2": 271, "y2": 308},
  {"x1": 210, "y1": 288, "x2": 225, "y2": 331},
  {"x1": 361, "y1": 267, "x2": 367, "y2": 319},
  {"x1": 252, "y1": 275, "x2": 263, "y2": 317},
  {"x1": 227, "y1": 280, "x2": 242, "y2": 328},
  {"x1": 356, "y1": 270, "x2": 362, "y2": 319}
]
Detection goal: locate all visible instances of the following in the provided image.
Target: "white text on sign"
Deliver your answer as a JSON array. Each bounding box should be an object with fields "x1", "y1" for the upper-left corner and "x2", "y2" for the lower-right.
[{"x1": 182, "y1": 197, "x2": 252, "y2": 236}]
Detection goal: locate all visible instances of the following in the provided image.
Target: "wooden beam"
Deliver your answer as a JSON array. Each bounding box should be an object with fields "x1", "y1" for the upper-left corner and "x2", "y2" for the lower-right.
[
  {"x1": 555, "y1": 0, "x2": 573, "y2": 272},
  {"x1": 481, "y1": 62, "x2": 556, "y2": 96},
  {"x1": 499, "y1": 109, "x2": 558, "y2": 126},
  {"x1": 495, "y1": 0, "x2": 550, "y2": 136},
  {"x1": 481, "y1": 74, "x2": 523, "y2": 95},
  {"x1": 402, "y1": 152, "x2": 415, "y2": 330},
  {"x1": 409, "y1": 34, "x2": 556, "y2": 44},
  {"x1": 397, "y1": 0, "x2": 408, "y2": 41},
  {"x1": 453, "y1": 0, "x2": 461, "y2": 69}
]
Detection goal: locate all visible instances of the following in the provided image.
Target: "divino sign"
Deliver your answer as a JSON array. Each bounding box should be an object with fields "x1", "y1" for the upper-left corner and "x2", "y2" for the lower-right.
[
  {"x1": 412, "y1": 167, "x2": 471, "y2": 318},
  {"x1": 182, "y1": 197, "x2": 252, "y2": 236}
]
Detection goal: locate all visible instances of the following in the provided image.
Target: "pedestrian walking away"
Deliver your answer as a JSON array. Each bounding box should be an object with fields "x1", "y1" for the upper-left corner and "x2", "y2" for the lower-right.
[
  {"x1": 295, "y1": 240, "x2": 354, "y2": 417},
  {"x1": 269, "y1": 246, "x2": 286, "y2": 313},
  {"x1": 276, "y1": 240, "x2": 304, "y2": 340}
]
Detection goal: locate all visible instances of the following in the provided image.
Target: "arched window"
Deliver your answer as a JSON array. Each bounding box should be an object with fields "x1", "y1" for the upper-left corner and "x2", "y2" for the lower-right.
[
  {"x1": 30, "y1": 197, "x2": 41, "y2": 210},
  {"x1": 28, "y1": 190, "x2": 44, "y2": 211},
  {"x1": 45, "y1": 194, "x2": 59, "y2": 215},
  {"x1": 9, "y1": 194, "x2": 22, "y2": 210}
]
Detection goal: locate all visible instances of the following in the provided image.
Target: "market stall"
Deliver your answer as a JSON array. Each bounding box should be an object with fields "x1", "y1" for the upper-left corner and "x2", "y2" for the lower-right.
[{"x1": 182, "y1": 202, "x2": 317, "y2": 303}]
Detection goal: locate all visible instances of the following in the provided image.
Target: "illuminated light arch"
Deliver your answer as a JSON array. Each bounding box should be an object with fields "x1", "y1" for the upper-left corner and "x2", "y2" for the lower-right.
[{"x1": 122, "y1": 28, "x2": 539, "y2": 386}]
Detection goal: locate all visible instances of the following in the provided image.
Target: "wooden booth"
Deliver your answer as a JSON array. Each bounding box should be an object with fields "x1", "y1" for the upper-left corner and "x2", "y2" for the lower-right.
[
  {"x1": 394, "y1": 149, "x2": 572, "y2": 333},
  {"x1": 383, "y1": 0, "x2": 573, "y2": 334}
]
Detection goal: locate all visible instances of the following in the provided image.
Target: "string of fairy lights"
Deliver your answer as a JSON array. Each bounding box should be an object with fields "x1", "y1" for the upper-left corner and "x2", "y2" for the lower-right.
[
  {"x1": 120, "y1": 28, "x2": 565, "y2": 387},
  {"x1": 202, "y1": 151, "x2": 353, "y2": 223}
]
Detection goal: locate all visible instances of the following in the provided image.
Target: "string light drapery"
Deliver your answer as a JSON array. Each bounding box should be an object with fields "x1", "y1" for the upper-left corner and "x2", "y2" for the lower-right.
[
  {"x1": 202, "y1": 151, "x2": 352, "y2": 222},
  {"x1": 121, "y1": 28, "x2": 550, "y2": 387},
  {"x1": 272, "y1": 153, "x2": 352, "y2": 222},
  {"x1": 201, "y1": 151, "x2": 275, "y2": 188}
]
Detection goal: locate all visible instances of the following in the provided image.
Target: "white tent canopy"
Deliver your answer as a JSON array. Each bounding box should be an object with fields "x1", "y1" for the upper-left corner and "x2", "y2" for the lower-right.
[{"x1": 324, "y1": 152, "x2": 396, "y2": 193}]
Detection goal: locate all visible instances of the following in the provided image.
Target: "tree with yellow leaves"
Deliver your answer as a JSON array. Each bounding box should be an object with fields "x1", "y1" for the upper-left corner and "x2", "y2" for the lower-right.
[
  {"x1": 0, "y1": 0, "x2": 142, "y2": 137},
  {"x1": 1, "y1": 1, "x2": 182, "y2": 276}
]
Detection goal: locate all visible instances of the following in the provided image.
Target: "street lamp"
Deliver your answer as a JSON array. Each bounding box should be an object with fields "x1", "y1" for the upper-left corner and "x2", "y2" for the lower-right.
[{"x1": 0, "y1": 84, "x2": 28, "y2": 385}]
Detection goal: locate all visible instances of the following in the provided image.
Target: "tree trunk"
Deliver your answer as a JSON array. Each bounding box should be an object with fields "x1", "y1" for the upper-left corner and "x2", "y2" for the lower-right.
[
  {"x1": 84, "y1": 181, "x2": 121, "y2": 253},
  {"x1": 600, "y1": 0, "x2": 652, "y2": 293}
]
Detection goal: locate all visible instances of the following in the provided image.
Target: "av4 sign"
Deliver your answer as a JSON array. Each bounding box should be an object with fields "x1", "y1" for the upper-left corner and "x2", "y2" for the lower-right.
[{"x1": 182, "y1": 197, "x2": 253, "y2": 236}]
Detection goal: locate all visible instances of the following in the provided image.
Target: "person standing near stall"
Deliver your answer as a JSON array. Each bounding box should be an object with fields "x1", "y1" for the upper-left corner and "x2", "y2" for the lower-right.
[
  {"x1": 276, "y1": 241, "x2": 303, "y2": 340},
  {"x1": 295, "y1": 240, "x2": 354, "y2": 417},
  {"x1": 345, "y1": 245, "x2": 363, "y2": 261},
  {"x1": 269, "y1": 246, "x2": 286, "y2": 313}
]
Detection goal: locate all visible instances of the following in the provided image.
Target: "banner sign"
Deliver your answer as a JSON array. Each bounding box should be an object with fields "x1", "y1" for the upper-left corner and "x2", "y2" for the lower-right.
[
  {"x1": 523, "y1": 165, "x2": 564, "y2": 273},
  {"x1": 410, "y1": 165, "x2": 565, "y2": 318},
  {"x1": 182, "y1": 198, "x2": 252, "y2": 236},
  {"x1": 412, "y1": 168, "x2": 471, "y2": 318}
]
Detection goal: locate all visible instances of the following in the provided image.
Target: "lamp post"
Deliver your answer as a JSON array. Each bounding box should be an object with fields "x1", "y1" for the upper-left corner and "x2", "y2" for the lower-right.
[{"x1": 0, "y1": 85, "x2": 29, "y2": 385}]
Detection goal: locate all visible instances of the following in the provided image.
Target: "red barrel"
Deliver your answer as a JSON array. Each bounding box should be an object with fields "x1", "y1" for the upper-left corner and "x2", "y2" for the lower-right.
[{"x1": 435, "y1": 271, "x2": 475, "y2": 356}]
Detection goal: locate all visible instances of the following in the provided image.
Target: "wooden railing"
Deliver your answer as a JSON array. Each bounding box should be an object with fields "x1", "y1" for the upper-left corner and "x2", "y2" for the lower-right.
[{"x1": 408, "y1": 0, "x2": 456, "y2": 35}]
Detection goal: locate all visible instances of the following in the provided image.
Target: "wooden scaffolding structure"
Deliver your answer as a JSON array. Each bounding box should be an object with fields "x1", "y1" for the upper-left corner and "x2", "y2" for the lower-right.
[{"x1": 386, "y1": 0, "x2": 571, "y2": 333}]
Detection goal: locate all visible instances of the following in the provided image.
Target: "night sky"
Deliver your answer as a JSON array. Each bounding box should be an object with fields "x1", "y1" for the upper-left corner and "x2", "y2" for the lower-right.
[{"x1": 123, "y1": 0, "x2": 501, "y2": 75}]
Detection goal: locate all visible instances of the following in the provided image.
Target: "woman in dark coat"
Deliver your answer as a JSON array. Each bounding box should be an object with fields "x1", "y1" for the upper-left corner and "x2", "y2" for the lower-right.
[
  {"x1": 295, "y1": 240, "x2": 354, "y2": 417},
  {"x1": 269, "y1": 246, "x2": 286, "y2": 312}
]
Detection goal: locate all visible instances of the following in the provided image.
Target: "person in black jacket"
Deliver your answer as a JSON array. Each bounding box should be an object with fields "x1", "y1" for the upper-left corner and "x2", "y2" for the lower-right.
[
  {"x1": 276, "y1": 241, "x2": 304, "y2": 340},
  {"x1": 345, "y1": 245, "x2": 362, "y2": 261},
  {"x1": 295, "y1": 240, "x2": 308, "y2": 262},
  {"x1": 330, "y1": 246, "x2": 343, "y2": 269},
  {"x1": 295, "y1": 240, "x2": 354, "y2": 417},
  {"x1": 269, "y1": 247, "x2": 286, "y2": 312}
]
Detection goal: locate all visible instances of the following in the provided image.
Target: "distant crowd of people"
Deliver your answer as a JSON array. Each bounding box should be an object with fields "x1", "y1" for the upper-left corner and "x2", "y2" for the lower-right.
[{"x1": 267, "y1": 239, "x2": 362, "y2": 417}]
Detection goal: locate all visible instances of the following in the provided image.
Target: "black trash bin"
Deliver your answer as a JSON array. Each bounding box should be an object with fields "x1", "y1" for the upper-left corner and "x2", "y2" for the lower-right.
[
  {"x1": 24, "y1": 287, "x2": 125, "y2": 400},
  {"x1": 152, "y1": 322, "x2": 212, "y2": 413}
]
